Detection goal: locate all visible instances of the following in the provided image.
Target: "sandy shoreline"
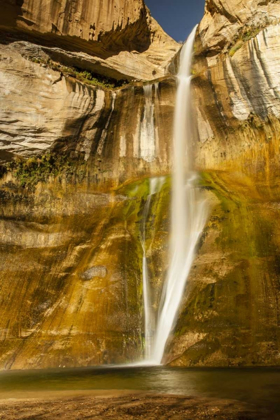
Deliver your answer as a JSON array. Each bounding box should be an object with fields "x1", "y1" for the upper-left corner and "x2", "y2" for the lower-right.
[{"x1": 0, "y1": 390, "x2": 273, "y2": 420}]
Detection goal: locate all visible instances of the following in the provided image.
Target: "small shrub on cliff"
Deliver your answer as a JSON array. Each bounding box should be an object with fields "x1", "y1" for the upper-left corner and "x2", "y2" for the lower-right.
[
  {"x1": 71, "y1": 67, "x2": 128, "y2": 89},
  {"x1": 242, "y1": 27, "x2": 262, "y2": 43},
  {"x1": 229, "y1": 41, "x2": 243, "y2": 57},
  {"x1": 28, "y1": 56, "x2": 129, "y2": 89},
  {"x1": 229, "y1": 26, "x2": 264, "y2": 57}
]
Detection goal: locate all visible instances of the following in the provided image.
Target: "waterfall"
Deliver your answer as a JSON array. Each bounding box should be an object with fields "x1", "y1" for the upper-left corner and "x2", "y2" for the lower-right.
[
  {"x1": 141, "y1": 187, "x2": 153, "y2": 360},
  {"x1": 141, "y1": 177, "x2": 166, "y2": 360},
  {"x1": 146, "y1": 26, "x2": 209, "y2": 364}
]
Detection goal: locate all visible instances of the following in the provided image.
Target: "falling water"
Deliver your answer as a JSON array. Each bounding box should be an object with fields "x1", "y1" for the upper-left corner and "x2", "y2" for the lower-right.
[
  {"x1": 148, "y1": 26, "x2": 209, "y2": 364},
  {"x1": 141, "y1": 177, "x2": 166, "y2": 360}
]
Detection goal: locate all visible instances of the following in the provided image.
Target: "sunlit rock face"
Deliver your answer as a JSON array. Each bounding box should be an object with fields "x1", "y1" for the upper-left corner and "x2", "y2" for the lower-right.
[
  {"x1": 0, "y1": 0, "x2": 177, "y2": 369},
  {"x1": 193, "y1": 0, "x2": 280, "y2": 180},
  {"x1": 1, "y1": 0, "x2": 280, "y2": 370},
  {"x1": 0, "y1": 40, "x2": 176, "y2": 178},
  {"x1": 0, "y1": 0, "x2": 179, "y2": 81},
  {"x1": 199, "y1": 0, "x2": 280, "y2": 55},
  {"x1": 166, "y1": 0, "x2": 280, "y2": 367},
  {"x1": 3, "y1": 0, "x2": 146, "y2": 46},
  {"x1": 166, "y1": 172, "x2": 280, "y2": 367}
]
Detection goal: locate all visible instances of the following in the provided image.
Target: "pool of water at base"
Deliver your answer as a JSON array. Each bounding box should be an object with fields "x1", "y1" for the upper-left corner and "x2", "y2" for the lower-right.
[{"x1": 0, "y1": 366, "x2": 279, "y2": 416}]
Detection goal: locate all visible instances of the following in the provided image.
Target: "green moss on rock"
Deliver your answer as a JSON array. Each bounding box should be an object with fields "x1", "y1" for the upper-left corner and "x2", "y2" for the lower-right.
[{"x1": 4, "y1": 153, "x2": 83, "y2": 188}]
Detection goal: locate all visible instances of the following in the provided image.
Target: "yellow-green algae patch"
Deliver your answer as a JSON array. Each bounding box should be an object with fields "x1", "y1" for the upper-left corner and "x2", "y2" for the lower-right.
[{"x1": 0, "y1": 171, "x2": 171, "y2": 369}]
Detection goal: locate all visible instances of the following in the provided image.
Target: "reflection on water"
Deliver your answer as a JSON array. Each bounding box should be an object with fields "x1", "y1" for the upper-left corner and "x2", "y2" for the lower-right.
[{"x1": 0, "y1": 367, "x2": 280, "y2": 416}]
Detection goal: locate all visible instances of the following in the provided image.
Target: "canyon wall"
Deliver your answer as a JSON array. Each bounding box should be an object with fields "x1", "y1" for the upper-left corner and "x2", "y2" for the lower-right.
[
  {"x1": 0, "y1": 0, "x2": 179, "y2": 81},
  {"x1": 0, "y1": 40, "x2": 175, "y2": 177},
  {"x1": 0, "y1": 174, "x2": 170, "y2": 369},
  {"x1": 194, "y1": 0, "x2": 280, "y2": 180},
  {"x1": 0, "y1": 0, "x2": 280, "y2": 369},
  {"x1": 0, "y1": 56, "x2": 175, "y2": 368},
  {"x1": 0, "y1": 0, "x2": 176, "y2": 369},
  {"x1": 167, "y1": 0, "x2": 280, "y2": 367}
]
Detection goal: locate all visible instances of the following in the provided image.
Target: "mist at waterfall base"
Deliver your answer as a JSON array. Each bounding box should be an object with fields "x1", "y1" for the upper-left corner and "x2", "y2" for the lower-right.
[{"x1": 138, "y1": 26, "x2": 209, "y2": 366}]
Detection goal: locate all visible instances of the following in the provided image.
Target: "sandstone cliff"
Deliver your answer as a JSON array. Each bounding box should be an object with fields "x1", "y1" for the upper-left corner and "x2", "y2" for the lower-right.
[
  {"x1": 166, "y1": 0, "x2": 280, "y2": 367},
  {"x1": 0, "y1": 0, "x2": 176, "y2": 369},
  {"x1": 194, "y1": 0, "x2": 280, "y2": 179},
  {"x1": 0, "y1": 174, "x2": 170, "y2": 368},
  {"x1": 0, "y1": 40, "x2": 175, "y2": 172},
  {"x1": 0, "y1": 0, "x2": 179, "y2": 81},
  {"x1": 0, "y1": 0, "x2": 178, "y2": 162},
  {"x1": 1, "y1": 0, "x2": 280, "y2": 370}
]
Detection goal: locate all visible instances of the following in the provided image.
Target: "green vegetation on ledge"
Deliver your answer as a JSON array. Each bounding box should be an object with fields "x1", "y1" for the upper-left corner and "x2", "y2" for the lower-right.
[
  {"x1": 229, "y1": 27, "x2": 263, "y2": 57},
  {"x1": 29, "y1": 57, "x2": 129, "y2": 89}
]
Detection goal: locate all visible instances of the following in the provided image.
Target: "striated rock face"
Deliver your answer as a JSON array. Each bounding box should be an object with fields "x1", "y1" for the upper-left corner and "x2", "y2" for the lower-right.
[
  {"x1": 193, "y1": 0, "x2": 280, "y2": 180},
  {"x1": 1, "y1": 0, "x2": 280, "y2": 370},
  {"x1": 3, "y1": 0, "x2": 147, "y2": 49},
  {"x1": 199, "y1": 0, "x2": 280, "y2": 55},
  {"x1": 0, "y1": 40, "x2": 176, "y2": 173},
  {"x1": 0, "y1": 0, "x2": 177, "y2": 369},
  {"x1": 0, "y1": 0, "x2": 179, "y2": 81},
  {"x1": 166, "y1": 0, "x2": 280, "y2": 367},
  {"x1": 0, "y1": 174, "x2": 170, "y2": 369},
  {"x1": 166, "y1": 172, "x2": 280, "y2": 367}
]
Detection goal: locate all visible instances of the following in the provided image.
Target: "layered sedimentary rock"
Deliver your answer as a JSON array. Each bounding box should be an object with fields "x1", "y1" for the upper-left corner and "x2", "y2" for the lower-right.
[
  {"x1": 0, "y1": 0, "x2": 179, "y2": 80},
  {"x1": 0, "y1": 0, "x2": 177, "y2": 369},
  {"x1": 0, "y1": 40, "x2": 176, "y2": 174},
  {"x1": 166, "y1": 172, "x2": 280, "y2": 367},
  {"x1": 0, "y1": 174, "x2": 170, "y2": 369},
  {"x1": 193, "y1": 0, "x2": 280, "y2": 180},
  {"x1": 1, "y1": 0, "x2": 280, "y2": 370},
  {"x1": 199, "y1": 0, "x2": 280, "y2": 55},
  {"x1": 166, "y1": 0, "x2": 280, "y2": 366}
]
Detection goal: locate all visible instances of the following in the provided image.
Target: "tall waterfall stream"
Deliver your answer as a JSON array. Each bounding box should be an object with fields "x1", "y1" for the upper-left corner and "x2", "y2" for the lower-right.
[{"x1": 141, "y1": 26, "x2": 209, "y2": 365}]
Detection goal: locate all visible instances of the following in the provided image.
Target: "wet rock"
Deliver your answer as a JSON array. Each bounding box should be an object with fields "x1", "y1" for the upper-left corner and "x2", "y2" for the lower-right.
[
  {"x1": 0, "y1": 393, "x2": 270, "y2": 420},
  {"x1": 80, "y1": 266, "x2": 107, "y2": 280}
]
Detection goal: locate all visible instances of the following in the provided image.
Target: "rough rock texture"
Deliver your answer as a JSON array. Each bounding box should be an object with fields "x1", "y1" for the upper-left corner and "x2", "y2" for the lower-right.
[
  {"x1": 198, "y1": 0, "x2": 280, "y2": 55},
  {"x1": 166, "y1": 0, "x2": 280, "y2": 366},
  {"x1": 0, "y1": 0, "x2": 178, "y2": 369},
  {"x1": 0, "y1": 173, "x2": 170, "y2": 369},
  {"x1": 0, "y1": 393, "x2": 269, "y2": 420},
  {"x1": 0, "y1": 0, "x2": 179, "y2": 80},
  {"x1": 193, "y1": 0, "x2": 280, "y2": 180},
  {"x1": 2, "y1": 0, "x2": 148, "y2": 49},
  {"x1": 1, "y1": 0, "x2": 280, "y2": 370},
  {"x1": 0, "y1": 40, "x2": 176, "y2": 172},
  {"x1": 166, "y1": 172, "x2": 280, "y2": 367}
]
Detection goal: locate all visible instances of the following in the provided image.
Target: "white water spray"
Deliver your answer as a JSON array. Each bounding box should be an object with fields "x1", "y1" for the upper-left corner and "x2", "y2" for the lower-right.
[{"x1": 144, "y1": 26, "x2": 209, "y2": 364}]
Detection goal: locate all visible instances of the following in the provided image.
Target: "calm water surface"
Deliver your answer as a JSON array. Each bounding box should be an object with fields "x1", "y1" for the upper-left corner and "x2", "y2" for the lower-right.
[{"x1": 0, "y1": 366, "x2": 280, "y2": 416}]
